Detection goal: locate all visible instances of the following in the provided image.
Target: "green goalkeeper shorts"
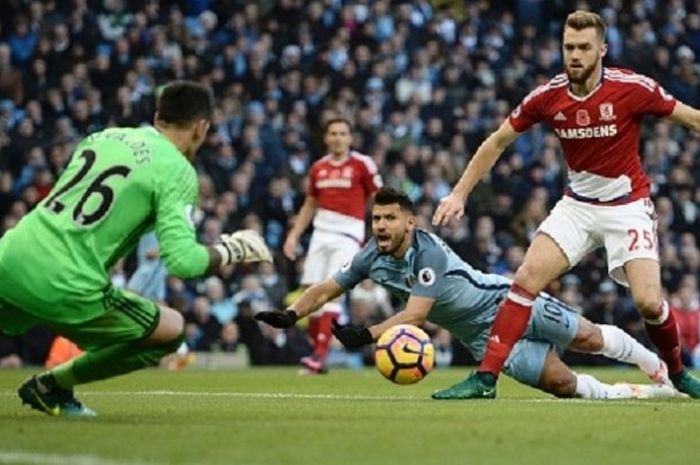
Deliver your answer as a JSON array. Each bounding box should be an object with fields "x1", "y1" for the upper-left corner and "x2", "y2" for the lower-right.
[{"x1": 0, "y1": 287, "x2": 160, "y2": 351}]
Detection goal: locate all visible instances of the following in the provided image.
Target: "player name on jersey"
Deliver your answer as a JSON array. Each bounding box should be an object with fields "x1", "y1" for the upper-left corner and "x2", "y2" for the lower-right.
[{"x1": 554, "y1": 124, "x2": 618, "y2": 139}]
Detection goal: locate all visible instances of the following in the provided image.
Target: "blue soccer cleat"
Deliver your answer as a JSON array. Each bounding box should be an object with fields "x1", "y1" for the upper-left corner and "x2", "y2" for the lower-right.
[{"x1": 18, "y1": 375, "x2": 96, "y2": 417}]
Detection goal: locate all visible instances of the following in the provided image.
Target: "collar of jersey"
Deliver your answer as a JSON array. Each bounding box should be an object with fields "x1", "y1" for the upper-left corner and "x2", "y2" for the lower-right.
[{"x1": 326, "y1": 152, "x2": 350, "y2": 166}]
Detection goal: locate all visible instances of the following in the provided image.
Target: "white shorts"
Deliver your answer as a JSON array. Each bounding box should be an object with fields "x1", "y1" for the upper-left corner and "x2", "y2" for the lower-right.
[
  {"x1": 301, "y1": 229, "x2": 362, "y2": 286},
  {"x1": 537, "y1": 196, "x2": 658, "y2": 287}
]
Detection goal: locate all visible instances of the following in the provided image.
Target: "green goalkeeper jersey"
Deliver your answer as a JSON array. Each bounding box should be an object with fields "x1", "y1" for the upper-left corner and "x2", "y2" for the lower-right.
[{"x1": 0, "y1": 126, "x2": 210, "y2": 324}]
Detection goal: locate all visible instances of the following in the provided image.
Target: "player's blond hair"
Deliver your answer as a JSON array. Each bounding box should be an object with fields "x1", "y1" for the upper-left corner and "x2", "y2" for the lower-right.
[{"x1": 565, "y1": 10, "x2": 606, "y2": 41}]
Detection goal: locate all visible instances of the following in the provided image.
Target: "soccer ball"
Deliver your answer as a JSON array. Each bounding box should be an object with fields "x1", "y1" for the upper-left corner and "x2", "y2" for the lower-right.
[{"x1": 375, "y1": 324, "x2": 435, "y2": 385}]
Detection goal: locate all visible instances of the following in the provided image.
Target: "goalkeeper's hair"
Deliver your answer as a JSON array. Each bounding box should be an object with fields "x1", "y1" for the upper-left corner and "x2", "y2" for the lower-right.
[
  {"x1": 156, "y1": 80, "x2": 214, "y2": 128},
  {"x1": 374, "y1": 186, "x2": 415, "y2": 213},
  {"x1": 565, "y1": 10, "x2": 606, "y2": 41}
]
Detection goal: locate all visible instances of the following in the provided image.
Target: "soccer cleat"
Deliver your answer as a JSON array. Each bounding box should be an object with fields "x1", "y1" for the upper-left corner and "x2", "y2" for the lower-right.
[
  {"x1": 298, "y1": 355, "x2": 328, "y2": 376},
  {"x1": 670, "y1": 370, "x2": 700, "y2": 399},
  {"x1": 431, "y1": 372, "x2": 497, "y2": 400},
  {"x1": 645, "y1": 359, "x2": 672, "y2": 388},
  {"x1": 18, "y1": 376, "x2": 96, "y2": 417},
  {"x1": 614, "y1": 382, "x2": 680, "y2": 399},
  {"x1": 166, "y1": 352, "x2": 196, "y2": 371}
]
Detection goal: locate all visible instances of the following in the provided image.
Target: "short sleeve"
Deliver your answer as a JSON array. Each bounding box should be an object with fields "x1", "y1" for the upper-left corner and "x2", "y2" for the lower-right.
[
  {"x1": 410, "y1": 240, "x2": 448, "y2": 300},
  {"x1": 306, "y1": 164, "x2": 318, "y2": 198},
  {"x1": 153, "y1": 160, "x2": 209, "y2": 278},
  {"x1": 632, "y1": 76, "x2": 677, "y2": 118},
  {"x1": 333, "y1": 239, "x2": 377, "y2": 290},
  {"x1": 360, "y1": 156, "x2": 382, "y2": 195},
  {"x1": 508, "y1": 85, "x2": 547, "y2": 132}
]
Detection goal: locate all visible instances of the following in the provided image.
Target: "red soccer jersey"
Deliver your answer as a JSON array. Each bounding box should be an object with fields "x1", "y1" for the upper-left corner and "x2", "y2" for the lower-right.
[
  {"x1": 509, "y1": 67, "x2": 677, "y2": 203},
  {"x1": 307, "y1": 151, "x2": 382, "y2": 240}
]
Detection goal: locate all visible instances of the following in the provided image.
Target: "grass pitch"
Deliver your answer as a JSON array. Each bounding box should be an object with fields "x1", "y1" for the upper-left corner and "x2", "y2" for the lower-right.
[{"x1": 0, "y1": 367, "x2": 698, "y2": 465}]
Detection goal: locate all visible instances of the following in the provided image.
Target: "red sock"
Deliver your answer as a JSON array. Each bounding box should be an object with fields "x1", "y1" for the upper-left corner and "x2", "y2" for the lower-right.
[
  {"x1": 645, "y1": 301, "x2": 684, "y2": 376},
  {"x1": 307, "y1": 317, "x2": 319, "y2": 347},
  {"x1": 313, "y1": 313, "x2": 336, "y2": 364},
  {"x1": 478, "y1": 283, "x2": 536, "y2": 377}
]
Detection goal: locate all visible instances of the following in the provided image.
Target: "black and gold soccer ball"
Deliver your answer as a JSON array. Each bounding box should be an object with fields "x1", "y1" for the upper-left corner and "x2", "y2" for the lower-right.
[{"x1": 374, "y1": 324, "x2": 435, "y2": 385}]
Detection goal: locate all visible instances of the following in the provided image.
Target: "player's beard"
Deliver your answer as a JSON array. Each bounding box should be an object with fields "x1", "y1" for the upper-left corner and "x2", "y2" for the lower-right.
[
  {"x1": 375, "y1": 231, "x2": 404, "y2": 255},
  {"x1": 565, "y1": 59, "x2": 598, "y2": 84}
]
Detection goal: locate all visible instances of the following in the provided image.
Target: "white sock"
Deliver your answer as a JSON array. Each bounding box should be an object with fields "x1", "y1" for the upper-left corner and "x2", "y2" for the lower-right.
[
  {"x1": 575, "y1": 374, "x2": 634, "y2": 399},
  {"x1": 595, "y1": 324, "x2": 662, "y2": 377}
]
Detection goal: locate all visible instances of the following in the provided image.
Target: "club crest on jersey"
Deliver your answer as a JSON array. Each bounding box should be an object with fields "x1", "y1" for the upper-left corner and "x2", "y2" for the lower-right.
[
  {"x1": 576, "y1": 109, "x2": 590, "y2": 126},
  {"x1": 417, "y1": 267, "x2": 436, "y2": 287},
  {"x1": 342, "y1": 167, "x2": 353, "y2": 178},
  {"x1": 598, "y1": 102, "x2": 616, "y2": 121}
]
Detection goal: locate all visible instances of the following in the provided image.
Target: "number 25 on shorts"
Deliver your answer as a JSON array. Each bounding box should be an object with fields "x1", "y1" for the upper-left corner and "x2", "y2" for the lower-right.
[{"x1": 627, "y1": 228, "x2": 655, "y2": 252}]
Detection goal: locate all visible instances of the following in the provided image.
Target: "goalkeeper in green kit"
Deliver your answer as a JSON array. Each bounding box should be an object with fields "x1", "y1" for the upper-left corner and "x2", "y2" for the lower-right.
[{"x1": 0, "y1": 81, "x2": 272, "y2": 417}]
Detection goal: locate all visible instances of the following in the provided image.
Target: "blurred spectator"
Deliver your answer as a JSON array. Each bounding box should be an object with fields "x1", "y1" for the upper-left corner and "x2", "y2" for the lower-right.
[
  {"x1": 670, "y1": 279, "x2": 700, "y2": 367},
  {"x1": 204, "y1": 276, "x2": 237, "y2": 325},
  {"x1": 350, "y1": 279, "x2": 393, "y2": 320},
  {"x1": 0, "y1": 43, "x2": 23, "y2": 104},
  {"x1": 127, "y1": 232, "x2": 167, "y2": 303},
  {"x1": 586, "y1": 279, "x2": 649, "y2": 347},
  {"x1": 185, "y1": 297, "x2": 222, "y2": 351},
  {"x1": 257, "y1": 261, "x2": 288, "y2": 309},
  {"x1": 233, "y1": 274, "x2": 273, "y2": 314},
  {"x1": 433, "y1": 328, "x2": 454, "y2": 368},
  {"x1": 212, "y1": 322, "x2": 241, "y2": 353},
  {"x1": 2, "y1": 0, "x2": 700, "y2": 367}
]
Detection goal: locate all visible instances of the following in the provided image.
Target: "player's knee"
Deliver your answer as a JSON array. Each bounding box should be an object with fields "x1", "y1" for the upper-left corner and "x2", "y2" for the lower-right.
[
  {"x1": 148, "y1": 307, "x2": 185, "y2": 346},
  {"x1": 164, "y1": 310, "x2": 185, "y2": 345},
  {"x1": 571, "y1": 320, "x2": 603, "y2": 352},
  {"x1": 161, "y1": 326, "x2": 185, "y2": 353},
  {"x1": 631, "y1": 292, "x2": 662, "y2": 318}
]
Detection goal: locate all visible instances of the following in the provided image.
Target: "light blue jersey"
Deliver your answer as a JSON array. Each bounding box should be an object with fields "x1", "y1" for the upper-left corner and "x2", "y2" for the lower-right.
[{"x1": 334, "y1": 229, "x2": 580, "y2": 387}]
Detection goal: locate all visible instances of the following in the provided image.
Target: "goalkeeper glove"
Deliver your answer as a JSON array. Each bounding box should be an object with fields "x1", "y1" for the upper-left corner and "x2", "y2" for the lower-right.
[
  {"x1": 255, "y1": 309, "x2": 298, "y2": 328},
  {"x1": 215, "y1": 229, "x2": 273, "y2": 266},
  {"x1": 331, "y1": 320, "x2": 373, "y2": 349}
]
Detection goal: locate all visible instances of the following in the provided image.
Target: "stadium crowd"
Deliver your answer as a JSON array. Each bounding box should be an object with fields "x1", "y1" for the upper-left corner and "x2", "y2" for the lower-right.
[{"x1": 1, "y1": 0, "x2": 700, "y2": 369}]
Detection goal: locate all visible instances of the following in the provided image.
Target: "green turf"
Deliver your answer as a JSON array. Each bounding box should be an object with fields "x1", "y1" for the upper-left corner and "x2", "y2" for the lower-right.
[{"x1": 0, "y1": 367, "x2": 697, "y2": 465}]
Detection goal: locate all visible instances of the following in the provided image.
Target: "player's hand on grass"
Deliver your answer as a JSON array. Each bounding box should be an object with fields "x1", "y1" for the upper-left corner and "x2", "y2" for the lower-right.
[
  {"x1": 331, "y1": 320, "x2": 373, "y2": 349},
  {"x1": 217, "y1": 230, "x2": 273, "y2": 265},
  {"x1": 255, "y1": 309, "x2": 298, "y2": 328},
  {"x1": 432, "y1": 193, "x2": 466, "y2": 227}
]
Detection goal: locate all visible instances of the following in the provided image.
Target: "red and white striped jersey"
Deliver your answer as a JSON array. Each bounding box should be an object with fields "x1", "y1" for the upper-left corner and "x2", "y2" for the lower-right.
[
  {"x1": 307, "y1": 151, "x2": 382, "y2": 241},
  {"x1": 509, "y1": 67, "x2": 677, "y2": 203}
]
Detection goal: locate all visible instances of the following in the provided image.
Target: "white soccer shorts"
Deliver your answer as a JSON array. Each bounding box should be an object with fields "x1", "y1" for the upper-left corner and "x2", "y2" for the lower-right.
[
  {"x1": 301, "y1": 229, "x2": 362, "y2": 286},
  {"x1": 537, "y1": 196, "x2": 658, "y2": 286}
]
